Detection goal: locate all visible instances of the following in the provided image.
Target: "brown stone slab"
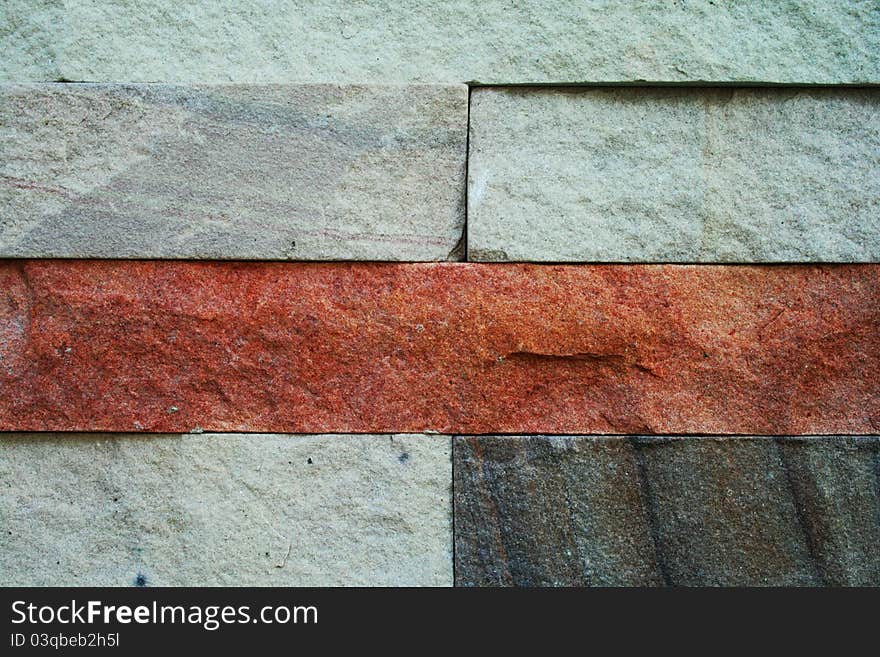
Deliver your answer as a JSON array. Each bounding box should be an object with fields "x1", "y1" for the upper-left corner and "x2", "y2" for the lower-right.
[
  {"x1": 0, "y1": 261, "x2": 877, "y2": 434},
  {"x1": 453, "y1": 436, "x2": 880, "y2": 586}
]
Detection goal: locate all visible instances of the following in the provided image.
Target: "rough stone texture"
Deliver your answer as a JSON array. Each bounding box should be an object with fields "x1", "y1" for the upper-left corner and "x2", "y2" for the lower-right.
[
  {"x1": 469, "y1": 88, "x2": 880, "y2": 263},
  {"x1": 1, "y1": 261, "x2": 877, "y2": 434},
  {"x1": 0, "y1": 83, "x2": 467, "y2": 260},
  {"x1": 0, "y1": 1, "x2": 62, "y2": 82},
  {"x1": 454, "y1": 436, "x2": 880, "y2": 587},
  {"x1": 2, "y1": 2, "x2": 878, "y2": 84},
  {"x1": 0, "y1": 433, "x2": 452, "y2": 586}
]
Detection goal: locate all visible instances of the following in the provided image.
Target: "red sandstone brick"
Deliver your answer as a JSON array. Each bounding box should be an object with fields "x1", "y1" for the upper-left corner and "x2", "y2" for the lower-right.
[{"x1": 0, "y1": 261, "x2": 877, "y2": 434}]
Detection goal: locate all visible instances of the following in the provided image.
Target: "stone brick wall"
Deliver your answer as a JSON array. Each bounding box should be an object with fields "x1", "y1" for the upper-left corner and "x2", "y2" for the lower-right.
[{"x1": 1, "y1": 2, "x2": 878, "y2": 587}]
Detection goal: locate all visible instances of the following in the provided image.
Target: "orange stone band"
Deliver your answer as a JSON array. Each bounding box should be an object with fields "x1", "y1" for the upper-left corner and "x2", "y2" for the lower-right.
[{"x1": 1, "y1": 261, "x2": 877, "y2": 434}]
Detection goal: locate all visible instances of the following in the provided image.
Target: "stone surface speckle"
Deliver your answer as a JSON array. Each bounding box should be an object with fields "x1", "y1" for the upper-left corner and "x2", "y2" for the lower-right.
[
  {"x1": 468, "y1": 88, "x2": 880, "y2": 263},
  {"x1": 0, "y1": 83, "x2": 467, "y2": 260},
  {"x1": 1, "y1": 261, "x2": 877, "y2": 434},
  {"x1": 454, "y1": 436, "x2": 880, "y2": 586},
  {"x1": 0, "y1": 433, "x2": 452, "y2": 586},
  {"x1": 0, "y1": 1, "x2": 62, "y2": 81},
  {"x1": 3, "y1": 2, "x2": 878, "y2": 84}
]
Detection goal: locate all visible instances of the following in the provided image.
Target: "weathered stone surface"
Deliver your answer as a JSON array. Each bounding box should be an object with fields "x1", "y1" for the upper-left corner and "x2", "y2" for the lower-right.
[
  {"x1": 2, "y1": 2, "x2": 877, "y2": 84},
  {"x1": 0, "y1": 83, "x2": 466, "y2": 260},
  {"x1": 1, "y1": 261, "x2": 877, "y2": 434},
  {"x1": 454, "y1": 436, "x2": 880, "y2": 586},
  {"x1": 0, "y1": 1, "x2": 62, "y2": 82},
  {"x1": 468, "y1": 88, "x2": 880, "y2": 263},
  {"x1": 0, "y1": 433, "x2": 452, "y2": 586}
]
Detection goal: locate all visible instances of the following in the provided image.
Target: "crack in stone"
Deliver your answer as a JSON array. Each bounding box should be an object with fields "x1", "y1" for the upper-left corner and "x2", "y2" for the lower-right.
[
  {"x1": 446, "y1": 232, "x2": 466, "y2": 261},
  {"x1": 503, "y1": 350, "x2": 660, "y2": 378}
]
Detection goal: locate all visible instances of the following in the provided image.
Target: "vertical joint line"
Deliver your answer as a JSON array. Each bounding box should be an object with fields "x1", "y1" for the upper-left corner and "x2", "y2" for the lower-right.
[
  {"x1": 463, "y1": 85, "x2": 472, "y2": 262},
  {"x1": 451, "y1": 435, "x2": 457, "y2": 586}
]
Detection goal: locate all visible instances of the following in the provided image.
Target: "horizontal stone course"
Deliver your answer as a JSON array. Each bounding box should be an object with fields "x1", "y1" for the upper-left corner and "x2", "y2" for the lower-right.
[
  {"x1": 0, "y1": 433, "x2": 452, "y2": 586},
  {"x1": 0, "y1": 83, "x2": 467, "y2": 260},
  {"x1": 3, "y1": 1, "x2": 878, "y2": 84},
  {"x1": 1, "y1": 261, "x2": 877, "y2": 434},
  {"x1": 468, "y1": 88, "x2": 880, "y2": 263},
  {"x1": 454, "y1": 436, "x2": 880, "y2": 586}
]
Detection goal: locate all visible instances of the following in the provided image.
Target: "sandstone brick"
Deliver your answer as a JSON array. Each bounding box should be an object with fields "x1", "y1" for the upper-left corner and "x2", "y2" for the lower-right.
[
  {"x1": 3, "y1": 1, "x2": 877, "y2": 84},
  {"x1": 0, "y1": 433, "x2": 452, "y2": 586},
  {"x1": 454, "y1": 436, "x2": 880, "y2": 586},
  {"x1": 1, "y1": 261, "x2": 877, "y2": 434},
  {"x1": 0, "y1": 83, "x2": 466, "y2": 260},
  {"x1": 468, "y1": 88, "x2": 880, "y2": 262}
]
